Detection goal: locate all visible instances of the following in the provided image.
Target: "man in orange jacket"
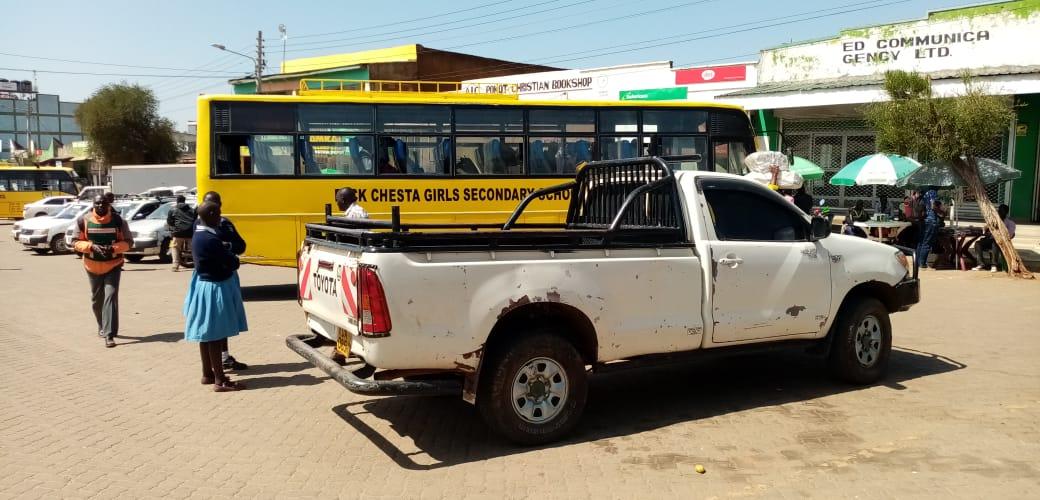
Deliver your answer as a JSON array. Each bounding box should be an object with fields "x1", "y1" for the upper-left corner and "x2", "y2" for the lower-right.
[{"x1": 73, "y1": 195, "x2": 133, "y2": 348}]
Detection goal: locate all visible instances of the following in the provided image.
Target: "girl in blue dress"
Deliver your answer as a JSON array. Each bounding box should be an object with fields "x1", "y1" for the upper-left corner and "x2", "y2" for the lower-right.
[{"x1": 184, "y1": 201, "x2": 248, "y2": 391}]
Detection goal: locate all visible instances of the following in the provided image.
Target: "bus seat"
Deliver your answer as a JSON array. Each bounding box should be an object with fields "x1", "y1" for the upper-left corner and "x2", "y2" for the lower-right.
[
  {"x1": 573, "y1": 140, "x2": 592, "y2": 163},
  {"x1": 621, "y1": 139, "x2": 636, "y2": 159},
  {"x1": 300, "y1": 138, "x2": 319, "y2": 174},
  {"x1": 455, "y1": 157, "x2": 480, "y2": 175},
  {"x1": 393, "y1": 139, "x2": 409, "y2": 170},
  {"x1": 348, "y1": 137, "x2": 364, "y2": 173},
  {"x1": 434, "y1": 138, "x2": 452, "y2": 174},
  {"x1": 529, "y1": 140, "x2": 549, "y2": 174}
]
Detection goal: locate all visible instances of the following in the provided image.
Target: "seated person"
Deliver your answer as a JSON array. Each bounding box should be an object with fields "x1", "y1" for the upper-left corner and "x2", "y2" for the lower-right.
[
  {"x1": 973, "y1": 204, "x2": 1016, "y2": 272},
  {"x1": 849, "y1": 200, "x2": 870, "y2": 222},
  {"x1": 841, "y1": 216, "x2": 867, "y2": 238}
]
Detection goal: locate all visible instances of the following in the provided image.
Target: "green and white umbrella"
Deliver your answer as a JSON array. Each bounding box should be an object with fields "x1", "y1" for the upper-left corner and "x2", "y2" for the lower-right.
[
  {"x1": 790, "y1": 156, "x2": 824, "y2": 181},
  {"x1": 896, "y1": 157, "x2": 1021, "y2": 188},
  {"x1": 830, "y1": 153, "x2": 921, "y2": 186}
]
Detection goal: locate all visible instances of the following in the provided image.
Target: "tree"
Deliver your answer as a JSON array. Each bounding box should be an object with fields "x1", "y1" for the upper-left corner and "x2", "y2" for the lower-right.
[
  {"x1": 75, "y1": 83, "x2": 179, "y2": 166},
  {"x1": 864, "y1": 71, "x2": 1032, "y2": 279}
]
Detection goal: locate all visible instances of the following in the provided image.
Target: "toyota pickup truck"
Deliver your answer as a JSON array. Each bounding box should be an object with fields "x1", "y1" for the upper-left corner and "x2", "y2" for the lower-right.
[{"x1": 289, "y1": 157, "x2": 919, "y2": 444}]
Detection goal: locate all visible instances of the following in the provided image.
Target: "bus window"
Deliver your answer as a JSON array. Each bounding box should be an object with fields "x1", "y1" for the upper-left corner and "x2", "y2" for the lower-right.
[
  {"x1": 642, "y1": 109, "x2": 708, "y2": 133},
  {"x1": 2, "y1": 172, "x2": 38, "y2": 191},
  {"x1": 377, "y1": 136, "x2": 451, "y2": 175},
  {"x1": 599, "y1": 110, "x2": 638, "y2": 134},
  {"x1": 214, "y1": 134, "x2": 295, "y2": 175},
  {"x1": 454, "y1": 108, "x2": 523, "y2": 133},
  {"x1": 529, "y1": 109, "x2": 595, "y2": 134},
  {"x1": 298, "y1": 104, "x2": 373, "y2": 133},
  {"x1": 600, "y1": 137, "x2": 641, "y2": 160},
  {"x1": 530, "y1": 137, "x2": 594, "y2": 174},
  {"x1": 377, "y1": 105, "x2": 450, "y2": 133},
  {"x1": 299, "y1": 135, "x2": 374, "y2": 175},
  {"x1": 713, "y1": 141, "x2": 748, "y2": 175},
  {"x1": 455, "y1": 137, "x2": 524, "y2": 175},
  {"x1": 658, "y1": 136, "x2": 706, "y2": 171},
  {"x1": 223, "y1": 102, "x2": 295, "y2": 133}
]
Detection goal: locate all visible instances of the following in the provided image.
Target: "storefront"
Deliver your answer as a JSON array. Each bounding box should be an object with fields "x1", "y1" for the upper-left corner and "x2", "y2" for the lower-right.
[{"x1": 725, "y1": 0, "x2": 1040, "y2": 221}]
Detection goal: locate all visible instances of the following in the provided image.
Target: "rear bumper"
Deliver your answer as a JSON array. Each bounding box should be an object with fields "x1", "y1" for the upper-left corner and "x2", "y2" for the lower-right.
[
  {"x1": 125, "y1": 239, "x2": 160, "y2": 255},
  {"x1": 892, "y1": 278, "x2": 920, "y2": 311},
  {"x1": 286, "y1": 333, "x2": 462, "y2": 397}
]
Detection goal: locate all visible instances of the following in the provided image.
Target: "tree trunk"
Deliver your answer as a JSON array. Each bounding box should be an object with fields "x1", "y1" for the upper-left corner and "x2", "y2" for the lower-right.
[{"x1": 951, "y1": 157, "x2": 1033, "y2": 279}]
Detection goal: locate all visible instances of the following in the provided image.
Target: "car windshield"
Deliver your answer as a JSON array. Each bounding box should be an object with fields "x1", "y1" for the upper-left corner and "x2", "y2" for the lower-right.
[
  {"x1": 55, "y1": 204, "x2": 89, "y2": 219},
  {"x1": 147, "y1": 202, "x2": 175, "y2": 220}
]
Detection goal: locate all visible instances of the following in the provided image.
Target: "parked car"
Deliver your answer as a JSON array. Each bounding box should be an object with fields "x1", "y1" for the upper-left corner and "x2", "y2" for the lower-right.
[
  {"x1": 21, "y1": 195, "x2": 77, "y2": 218},
  {"x1": 291, "y1": 157, "x2": 920, "y2": 444},
  {"x1": 65, "y1": 198, "x2": 165, "y2": 249},
  {"x1": 16, "y1": 202, "x2": 91, "y2": 254},
  {"x1": 125, "y1": 200, "x2": 195, "y2": 263},
  {"x1": 77, "y1": 185, "x2": 110, "y2": 201}
]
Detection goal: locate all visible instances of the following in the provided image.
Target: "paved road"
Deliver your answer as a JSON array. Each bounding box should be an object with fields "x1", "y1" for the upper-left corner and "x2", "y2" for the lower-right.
[{"x1": 1, "y1": 222, "x2": 1039, "y2": 499}]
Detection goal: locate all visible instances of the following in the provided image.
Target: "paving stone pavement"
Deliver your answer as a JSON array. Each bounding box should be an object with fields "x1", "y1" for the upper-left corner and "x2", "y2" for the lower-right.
[{"x1": 1, "y1": 222, "x2": 1039, "y2": 499}]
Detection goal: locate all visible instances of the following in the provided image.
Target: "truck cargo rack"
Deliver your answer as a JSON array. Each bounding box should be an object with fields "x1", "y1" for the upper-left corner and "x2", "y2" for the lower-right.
[{"x1": 307, "y1": 156, "x2": 691, "y2": 252}]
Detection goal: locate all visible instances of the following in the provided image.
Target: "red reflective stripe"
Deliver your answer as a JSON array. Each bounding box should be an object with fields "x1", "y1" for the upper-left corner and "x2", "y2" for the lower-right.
[
  {"x1": 298, "y1": 258, "x2": 313, "y2": 301},
  {"x1": 341, "y1": 267, "x2": 357, "y2": 317}
]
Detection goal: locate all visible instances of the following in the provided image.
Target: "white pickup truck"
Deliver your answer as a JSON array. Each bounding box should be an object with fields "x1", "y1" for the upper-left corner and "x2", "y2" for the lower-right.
[{"x1": 289, "y1": 157, "x2": 919, "y2": 444}]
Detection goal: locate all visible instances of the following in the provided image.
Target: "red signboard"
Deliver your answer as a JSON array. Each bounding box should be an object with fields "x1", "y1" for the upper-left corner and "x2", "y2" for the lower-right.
[{"x1": 675, "y1": 65, "x2": 747, "y2": 85}]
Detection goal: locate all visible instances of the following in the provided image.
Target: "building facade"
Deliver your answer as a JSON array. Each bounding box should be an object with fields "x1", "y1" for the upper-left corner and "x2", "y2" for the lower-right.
[
  {"x1": 725, "y1": 0, "x2": 1040, "y2": 221},
  {"x1": 0, "y1": 93, "x2": 84, "y2": 161}
]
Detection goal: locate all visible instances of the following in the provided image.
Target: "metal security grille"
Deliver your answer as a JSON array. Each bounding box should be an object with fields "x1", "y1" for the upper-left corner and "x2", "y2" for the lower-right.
[{"x1": 780, "y1": 118, "x2": 1009, "y2": 220}]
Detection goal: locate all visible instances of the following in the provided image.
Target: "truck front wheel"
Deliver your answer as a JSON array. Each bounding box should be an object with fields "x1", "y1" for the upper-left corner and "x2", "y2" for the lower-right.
[
  {"x1": 829, "y1": 297, "x2": 892, "y2": 385},
  {"x1": 478, "y1": 332, "x2": 588, "y2": 445}
]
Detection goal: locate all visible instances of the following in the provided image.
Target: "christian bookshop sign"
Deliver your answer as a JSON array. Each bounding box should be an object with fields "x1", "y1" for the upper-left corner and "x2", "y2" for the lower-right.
[{"x1": 758, "y1": 6, "x2": 1040, "y2": 83}]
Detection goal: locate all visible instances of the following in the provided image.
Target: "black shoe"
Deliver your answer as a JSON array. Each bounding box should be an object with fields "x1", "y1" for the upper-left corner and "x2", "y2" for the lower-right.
[
  {"x1": 222, "y1": 356, "x2": 248, "y2": 370},
  {"x1": 105, "y1": 337, "x2": 116, "y2": 348}
]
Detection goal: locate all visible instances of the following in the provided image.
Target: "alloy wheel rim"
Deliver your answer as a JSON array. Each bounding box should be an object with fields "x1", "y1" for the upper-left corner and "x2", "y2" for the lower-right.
[
  {"x1": 511, "y1": 357, "x2": 568, "y2": 424},
  {"x1": 854, "y1": 315, "x2": 882, "y2": 367}
]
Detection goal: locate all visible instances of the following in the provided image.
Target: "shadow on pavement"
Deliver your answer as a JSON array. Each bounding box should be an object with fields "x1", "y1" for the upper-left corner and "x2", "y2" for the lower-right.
[
  {"x1": 242, "y1": 373, "x2": 327, "y2": 389},
  {"x1": 331, "y1": 347, "x2": 966, "y2": 470},
  {"x1": 241, "y1": 284, "x2": 297, "y2": 302},
  {"x1": 238, "y1": 361, "x2": 314, "y2": 376},
  {"x1": 119, "y1": 331, "x2": 184, "y2": 344}
]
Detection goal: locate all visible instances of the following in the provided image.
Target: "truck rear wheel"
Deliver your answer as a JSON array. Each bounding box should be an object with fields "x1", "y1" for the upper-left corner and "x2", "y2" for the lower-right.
[
  {"x1": 829, "y1": 297, "x2": 892, "y2": 385},
  {"x1": 478, "y1": 332, "x2": 587, "y2": 445}
]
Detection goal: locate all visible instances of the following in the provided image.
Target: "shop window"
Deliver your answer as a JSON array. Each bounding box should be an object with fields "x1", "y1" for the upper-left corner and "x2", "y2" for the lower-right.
[
  {"x1": 529, "y1": 137, "x2": 594, "y2": 174},
  {"x1": 377, "y1": 105, "x2": 450, "y2": 133},
  {"x1": 455, "y1": 136, "x2": 524, "y2": 175},
  {"x1": 529, "y1": 109, "x2": 595, "y2": 134},
  {"x1": 299, "y1": 135, "x2": 374, "y2": 175},
  {"x1": 298, "y1": 104, "x2": 372, "y2": 133},
  {"x1": 376, "y1": 136, "x2": 451, "y2": 175},
  {"x1": 643, "y1": 109, "x2": 708, "y2": 133},
  {"x1": 454, "y1": 108, "x2": 523, "y2": 133},
  {"x1": 213, "y1": 134, "x2": 295, "y2": 175}
]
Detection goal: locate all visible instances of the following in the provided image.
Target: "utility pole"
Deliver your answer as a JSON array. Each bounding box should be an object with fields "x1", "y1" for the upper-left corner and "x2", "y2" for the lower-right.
[
  {"x1": 279, "y1": 24, "x2": 287, "y2": 72},
  {"x1": 255, "y1": 30, "x2": 266, "y2": 94}
]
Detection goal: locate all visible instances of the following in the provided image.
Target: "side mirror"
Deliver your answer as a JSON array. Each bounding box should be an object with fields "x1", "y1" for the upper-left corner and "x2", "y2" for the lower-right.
[{"x1": 810, "y1": 216, "x2": 830, "y2": 241}]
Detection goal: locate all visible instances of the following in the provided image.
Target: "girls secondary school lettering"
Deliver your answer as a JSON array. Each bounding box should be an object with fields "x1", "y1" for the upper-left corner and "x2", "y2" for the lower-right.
[
  {"x1": 352, "y1": 187, "x2": 571, "y2": 204},
  {"x1": 841, "y1": 30, "x2": 990, "y2": 64}
]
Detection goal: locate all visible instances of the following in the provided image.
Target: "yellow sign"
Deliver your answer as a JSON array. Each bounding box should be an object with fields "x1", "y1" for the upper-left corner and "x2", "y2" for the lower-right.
[{"x1": 1016, "y1": 123, "x2": 1028, "y2": 137}]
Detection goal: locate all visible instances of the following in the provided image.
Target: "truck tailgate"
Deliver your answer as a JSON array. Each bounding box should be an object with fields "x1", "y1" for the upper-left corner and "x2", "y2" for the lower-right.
[{"x1": 298, "y1": 243, "x2": 361, "y2": 339}]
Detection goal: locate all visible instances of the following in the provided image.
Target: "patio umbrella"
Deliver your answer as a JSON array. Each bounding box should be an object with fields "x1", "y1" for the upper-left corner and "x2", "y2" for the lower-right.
[
  {"x1": 896, "y1": 157, "x2": 1021, "y2": 188},
  {"x1": 830, "y1": 153, "x2": 921, "y2": 186},
  {"x1": 789, "y1": 156, "x2": 824, "y2": 181}
]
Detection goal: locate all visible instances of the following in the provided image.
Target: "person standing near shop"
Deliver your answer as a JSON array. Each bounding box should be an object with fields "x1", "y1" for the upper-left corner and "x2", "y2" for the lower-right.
[
  {"x1": 166, "y1": 195, "x2": 196, "y2": 272},
  {"x1": 916, "y1": 188, "x2": 942, "y2": 269},
  {"x1": 73, "y1": 195, "x2": 133, "y2": 348},
  {"x1": 184, "y1": 201, "x2": 248, "y2": 392}
]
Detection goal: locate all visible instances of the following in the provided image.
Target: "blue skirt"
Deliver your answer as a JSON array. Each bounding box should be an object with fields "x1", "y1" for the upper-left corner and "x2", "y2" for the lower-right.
[{"x1": 183, "y1": 271, "x2": 248, "y2": 342}]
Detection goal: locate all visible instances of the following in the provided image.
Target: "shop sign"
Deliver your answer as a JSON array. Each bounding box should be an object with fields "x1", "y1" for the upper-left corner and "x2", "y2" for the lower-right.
[
  {"x1": 1017, "y1": 123, "x2": 1028, "y2": 137},
  {"x1": 674, "y1": 65, "x2": 747, "y2": 84},
  {"x1": 462, "y1": 76, "x2": 594, "y2": 95},
  {"x1": 619, "y1": 87, "x2": 688, "y2": 101}
]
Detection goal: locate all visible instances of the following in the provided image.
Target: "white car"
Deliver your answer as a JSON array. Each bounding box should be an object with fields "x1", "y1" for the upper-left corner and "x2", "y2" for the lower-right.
[
  {"x1": 21, "y1": 196, "x2": 77, "y2": 218},
  {"x1": 17, "y1": 202, "x2": 91, "y2": 254},
  {"x1": 125, "y1": 201, "x2": 195, "y2": 263}
]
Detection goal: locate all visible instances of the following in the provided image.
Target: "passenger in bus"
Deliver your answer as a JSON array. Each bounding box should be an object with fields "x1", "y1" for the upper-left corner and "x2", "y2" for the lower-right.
[{"x1": 335, "y1": 187, "x2": 369, "y2": 219}]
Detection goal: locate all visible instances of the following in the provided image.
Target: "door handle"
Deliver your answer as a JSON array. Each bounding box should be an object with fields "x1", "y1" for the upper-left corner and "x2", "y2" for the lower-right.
[{"x1": 718, "y1": 257, "x2": 744, "y2": 267}]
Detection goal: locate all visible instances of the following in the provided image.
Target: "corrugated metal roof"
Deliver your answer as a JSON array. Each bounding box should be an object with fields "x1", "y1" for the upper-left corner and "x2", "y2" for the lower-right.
[{"x1": 723, "y1": 65, "x2": 1040, "y2": 97}]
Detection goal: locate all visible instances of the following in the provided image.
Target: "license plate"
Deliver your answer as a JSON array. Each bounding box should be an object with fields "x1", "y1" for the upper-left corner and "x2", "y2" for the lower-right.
[
  {"x1": 335, "y1": 327, "x2": 351, "y2": 358},
  {"x1": 18, "y1": 235, "x2": 31, "y2": 244}
]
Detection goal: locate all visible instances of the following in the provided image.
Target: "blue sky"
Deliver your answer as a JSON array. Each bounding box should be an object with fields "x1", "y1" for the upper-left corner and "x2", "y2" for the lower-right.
[{"x1": 2, "y1": 0, "x2": 973, "y2": 128}]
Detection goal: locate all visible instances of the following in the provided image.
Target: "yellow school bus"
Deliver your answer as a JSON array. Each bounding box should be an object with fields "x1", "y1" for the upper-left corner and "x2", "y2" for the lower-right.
[
  {"x1": 0, "y1": 164, "x2": 81, "y2": 219},
  {"x1": 196, "y1": 80, "x2": 756, "y2": 267}
]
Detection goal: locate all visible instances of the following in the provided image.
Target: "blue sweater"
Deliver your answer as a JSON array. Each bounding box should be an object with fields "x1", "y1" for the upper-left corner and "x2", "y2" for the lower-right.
[{"x1": 192, "y1": 227, "x2": 239, "y2": 282}]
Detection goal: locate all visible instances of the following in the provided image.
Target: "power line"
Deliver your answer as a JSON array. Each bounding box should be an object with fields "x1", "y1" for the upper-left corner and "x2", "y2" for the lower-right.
[
  {"x1": 0, "y1": 66, "x2": 247, "y2": 78},
  {"x1": 417, "y1": 0, "x2": 911, "y2": 81},
  {"x1": 271, "y1": 0, "x2": 513, "y2": 41},
  {"x1": 281, "y1": 0, "x2": 596, "y2": 55},
  {"x1": 0, "y1": 51, "x2": 252, "y2": 74}
]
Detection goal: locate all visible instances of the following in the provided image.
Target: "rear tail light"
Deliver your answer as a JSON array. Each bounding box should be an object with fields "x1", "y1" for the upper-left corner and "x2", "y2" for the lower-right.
[{"x1": 359, "y1": 265, "x2": 392, "y2": 337}]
